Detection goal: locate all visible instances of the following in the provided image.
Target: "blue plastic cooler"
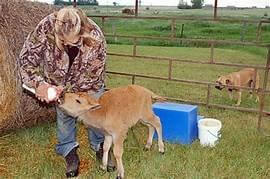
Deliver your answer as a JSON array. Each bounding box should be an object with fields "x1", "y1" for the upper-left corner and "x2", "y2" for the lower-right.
[{"x1": 153, "y1": 102, "x2": 199, "y2": 144}]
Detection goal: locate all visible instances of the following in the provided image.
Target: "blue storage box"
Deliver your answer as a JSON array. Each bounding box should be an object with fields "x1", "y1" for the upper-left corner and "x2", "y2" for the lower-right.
[{"x1": 153, "y1": 102, "x2": 199, "y2": 144}]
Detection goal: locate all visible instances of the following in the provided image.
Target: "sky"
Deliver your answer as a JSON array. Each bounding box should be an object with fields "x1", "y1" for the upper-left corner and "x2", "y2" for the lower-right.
[{"x1": 32, "y1": 0, "x2": 270, "y2": 8}]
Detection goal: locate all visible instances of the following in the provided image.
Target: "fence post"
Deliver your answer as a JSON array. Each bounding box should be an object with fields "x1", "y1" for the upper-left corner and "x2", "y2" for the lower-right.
[
  {"x1": 180, "y1": 24, "x2": 185, "y2": 38},
  {"x1": 179, "y1": 24, "x2": 185, "y2": 46},
  {"x1": 210, "y1": 42, "x2": 214, "y2": 63},
  {"x1": 168, "y1": 59, "x2": 173, "y2": 80},
  {"x1": 171, "y1": 19, "x2": 176, "y2": 38},
  {"x1": 112, "y1": 24, "x2": 117, "y2": 42},
  {"x1": 101, "y1": 17, "x2": 105, "y2": 32},
  {"x1": 258, "y1": 47, "x2": 270, "y2": 130},
  {"x1": 214, "y1": 0, "x2": 218, "y2": 19},
  {"x1": 256, "y1": 21, "x2": 262, "y2": 43},
  {"x1": 240, "y1": 21, "x2": 247, "y2": 42},
  {"x1": 135, "y1": 0, "x2": 139, "y2": 17},
  {"x1": 133, "y1": 37, "x2": 137, "y2": 56},
  {"x1": 132, "y1": 75, "x2": 136, "y2": 84},
  {"x1": 206, "y1": 84, "x2": 211, "y2": 107}
]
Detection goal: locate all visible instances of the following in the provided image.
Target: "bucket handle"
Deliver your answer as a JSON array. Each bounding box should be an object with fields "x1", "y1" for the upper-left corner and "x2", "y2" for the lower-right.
[{"x1": 207, "y1": 130, "x2": 221, "y2": 139}]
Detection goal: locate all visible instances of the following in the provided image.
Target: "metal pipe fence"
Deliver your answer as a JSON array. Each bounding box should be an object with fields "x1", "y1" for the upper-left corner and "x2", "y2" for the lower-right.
[{"x1": 88, "y1": 15, "x2": 270, "y2": 131}]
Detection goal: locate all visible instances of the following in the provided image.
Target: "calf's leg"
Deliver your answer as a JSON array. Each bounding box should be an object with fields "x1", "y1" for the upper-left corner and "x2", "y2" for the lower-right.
[
  {"x1": 113, "y1": 135, "x2": 125, "y2": 179},
  {"x1": 101, "y1": 135, "x2": 113, "y2": 171},
  {"x1": 142, "y1": 114, "x2": 165, "y2": 154},
  {"x1": 144, "y1": 124, "x2": 155, "y2": 150}
]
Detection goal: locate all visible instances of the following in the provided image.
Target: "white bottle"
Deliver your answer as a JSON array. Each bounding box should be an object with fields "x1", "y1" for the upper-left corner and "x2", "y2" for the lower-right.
[{"x1": 47, "y1": 87, "x2": 57, "y2": 101}]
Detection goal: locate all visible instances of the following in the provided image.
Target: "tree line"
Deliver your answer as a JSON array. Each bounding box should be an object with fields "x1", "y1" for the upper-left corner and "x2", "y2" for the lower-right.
[
  {"x1": 178, "y1": 0, "x2": 204, "y2": 9},
  {"x1": 54, "y1": 0, "x2": 99, "y2": 6}
]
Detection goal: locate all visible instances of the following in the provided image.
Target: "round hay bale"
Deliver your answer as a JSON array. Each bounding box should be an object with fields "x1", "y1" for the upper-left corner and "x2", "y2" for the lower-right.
[
  {"x1": 0, "y1": 0, "x2": 59, "y2": 132},
  {"x1": 0, "y1": 37, "x2": 18, "y2": 129},
  {"x1": 122, "y1": 8, "x2": 135, "y2": 15}
]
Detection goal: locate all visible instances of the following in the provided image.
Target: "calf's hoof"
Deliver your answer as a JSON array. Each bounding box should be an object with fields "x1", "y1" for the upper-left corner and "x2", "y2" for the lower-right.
[
  {"x1": 100, "y1": 164, "x2": 107, "y2": 171},
  {"x1": 143, "y1": 147, "x2": 150, "y2": 151},
  {"x1": 116, "y1": 176, "x2": 123, "y2": 179},
  {"x1": 97, "y1": 144, "x2": 116, "y2": 172},
  {"x1": 160, "y1": 151, "x2": 165, "y2": 155},
  {"x1": 144, "y1": 143, "x2": 152, "y2": 150},
  {"x1": 99, "y1": 164, "x2": 116, "y2": 172},
  {"x1": 159, "y1": 147, "x2": 165, "y2": 154},
  {"x1": 107, "y1": 165, "x2": 116, "y2": 172}
]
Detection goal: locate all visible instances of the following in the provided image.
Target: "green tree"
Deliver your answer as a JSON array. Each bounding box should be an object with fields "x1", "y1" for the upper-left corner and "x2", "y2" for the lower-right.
[
  {"x1": 54, "y1": 0, "x2": 99, "y2": 6},
  {"x1": 191, "y1": 0, "x2": 204, "y2": 9},
  {"x1": 177, "y1": 0, "x2": 191, "y2": 9},
  {"x1": 77, "y1": 0, "x2": 99, "y2": 5}
]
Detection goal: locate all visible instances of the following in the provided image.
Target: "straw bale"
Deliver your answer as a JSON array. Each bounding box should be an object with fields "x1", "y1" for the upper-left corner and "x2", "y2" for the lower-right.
[
  {"x1": 0, "y1": 0, "x2": 60, "y2": 132},
  {"x1": 122, "y1": 8, "x2": 135, "y2": 15}
]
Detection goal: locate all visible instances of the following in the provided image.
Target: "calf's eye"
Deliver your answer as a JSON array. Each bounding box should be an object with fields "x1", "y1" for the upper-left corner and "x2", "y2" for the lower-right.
[{"x1": 76, "y1": 99, "x2": 81, "y2": 104}]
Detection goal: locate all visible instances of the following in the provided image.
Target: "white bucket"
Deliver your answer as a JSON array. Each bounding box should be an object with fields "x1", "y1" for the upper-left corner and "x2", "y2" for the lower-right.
[{"x1": 198, "y1": 118, "x2": 222, "y2": 147}]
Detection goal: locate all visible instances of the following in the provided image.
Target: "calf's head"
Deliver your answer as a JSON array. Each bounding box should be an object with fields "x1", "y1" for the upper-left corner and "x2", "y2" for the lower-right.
[{"x1": 59, "y1": 92, "x2": 101, "y2": 117}]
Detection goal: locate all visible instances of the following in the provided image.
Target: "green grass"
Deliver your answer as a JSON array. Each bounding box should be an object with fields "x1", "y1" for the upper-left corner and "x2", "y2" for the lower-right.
[
  {"x1": 81, "y1": 6, "x2": 270, "y2": 59},
  {"x1": 81, "y1": 5, "x2": 270, "y2": 19},
  {"x1": 99, "y1": 18, "x2": 270, "y2": 45},
  {"x1": 81, "y1": 6, "x2": 270, "y2": 47},
  {"x1": 1, "y1": 45, "x2": 270, "y2": 178},
  {"x1": 1, "y1": 107, "x2": 270, "y2": 178},
  {"x1": 2, "y1": 6, "x2": 270, "y2": 178}
]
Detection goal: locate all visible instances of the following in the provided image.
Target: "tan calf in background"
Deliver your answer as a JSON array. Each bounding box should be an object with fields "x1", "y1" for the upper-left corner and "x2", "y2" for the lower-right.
[
  {"x1": 59, "y1": 85, "x2": 165, "y2": 179},
  {"x1": 215, "y1": 68, "x2": 260, "y2": 106}
]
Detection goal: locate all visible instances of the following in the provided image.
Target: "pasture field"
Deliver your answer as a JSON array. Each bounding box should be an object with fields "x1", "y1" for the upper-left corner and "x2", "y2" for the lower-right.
[
  {"x1": 81, "y1": 5, "x2": 270, "y2": 19},
  {"x1": 106, "y1": 44, "x2": 270, "y2": 111},
  {"x1": 0, "y1": 109, "x2": 270, "y2": 178},
  {"x1": 1, "y1": 6, "x2": 270, "y2": 178},
  {"x1": 82, "y1": 5, "x2": 270, "y2": 45}
]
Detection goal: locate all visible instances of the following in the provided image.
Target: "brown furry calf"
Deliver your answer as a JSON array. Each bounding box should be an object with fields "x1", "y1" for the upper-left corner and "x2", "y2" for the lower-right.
[{"x1": 59, "y1": 85, "x2": 165, "y2": 179}]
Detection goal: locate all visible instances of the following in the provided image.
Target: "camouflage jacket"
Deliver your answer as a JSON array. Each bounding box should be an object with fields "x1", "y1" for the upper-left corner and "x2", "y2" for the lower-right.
[{"x1": 18, "y1": 13, "x2": 106, "y2": 93}]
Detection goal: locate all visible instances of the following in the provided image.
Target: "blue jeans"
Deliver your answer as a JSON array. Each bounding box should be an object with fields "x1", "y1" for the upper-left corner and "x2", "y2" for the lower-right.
[{"x1": 55, "y1": 89, "x2": 105, "y2": 157}]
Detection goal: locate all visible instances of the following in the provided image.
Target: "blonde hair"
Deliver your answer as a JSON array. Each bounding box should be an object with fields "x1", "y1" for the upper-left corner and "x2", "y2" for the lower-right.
[
  {"x1": 55, "y1": 7, "x2": 81, "y2": 37},
  {"x1": 54, "y1": 7, "x2": 98, "y2": 50}
]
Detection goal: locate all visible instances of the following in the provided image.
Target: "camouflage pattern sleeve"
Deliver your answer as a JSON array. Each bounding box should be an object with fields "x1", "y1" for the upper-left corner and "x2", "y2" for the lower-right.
[
  {"x1": 88, "y1": 40, "x2": 106, "y2": 91},
  {"x1": 79, "y1": 40, "x2": 106, "y2": 92},
  {"x1": 18, "y1": 16, "x2": 48, "y2": 89}
]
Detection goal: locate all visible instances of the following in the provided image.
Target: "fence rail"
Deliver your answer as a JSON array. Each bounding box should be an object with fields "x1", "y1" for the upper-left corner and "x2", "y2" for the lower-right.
[
  {"x1": 107, "y1": 70, "x2": 270, "y2": 116},
  {"x1": 88, "y1": 15, "x2": 270, "y2": 131},
  {"x1": 108, "y1": 52, "x2": 269, "y2": 70},
  {"x1": 105, "y1": 34, "x2": 269, "y2": 47},
  {"x1": 90, "y1": 15, "x2": 270, "y2": 24}
]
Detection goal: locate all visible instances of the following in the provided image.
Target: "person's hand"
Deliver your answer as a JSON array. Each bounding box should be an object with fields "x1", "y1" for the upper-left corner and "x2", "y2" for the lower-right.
[
  {"x1": 54, "y1": 85, "x2": 64, "y2": 102},
  {"x1": 36, "y1": 82, "x2": 50, "y2": 103},
  {"x1": 36, "y1": 83, "x2": 64, "y2": 103}
]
